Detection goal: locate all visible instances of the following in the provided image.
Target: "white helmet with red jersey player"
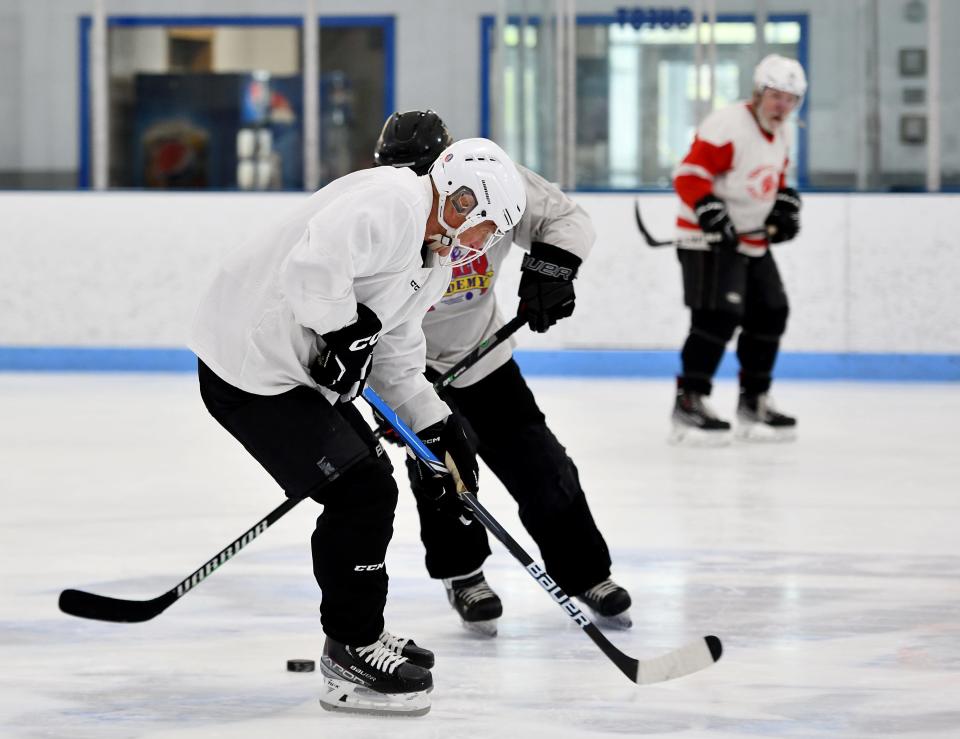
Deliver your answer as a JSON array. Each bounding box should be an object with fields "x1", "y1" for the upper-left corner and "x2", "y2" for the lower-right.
[
  {"x1": 753, "y1": 54, "x2": 808, "y2": 100},
  {"x1": 427, "y1": 138, "x2": 527, "y2": 269}
]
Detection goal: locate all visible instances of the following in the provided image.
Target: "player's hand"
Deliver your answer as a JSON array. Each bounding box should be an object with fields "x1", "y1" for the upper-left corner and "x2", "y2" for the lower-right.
[
  {"x1": 765, "y1": 187, "x2": 801, "y2": 243},
  {"x1": 517, "y1": 242, "x2": 582, "y2": 333},
  {"x1": 310, "y1": 303, "x2": 381, "y2": 398},
  {"x1": 412, "y1": 413, "x2": 479, "y2": 521},
  {"x1": 694, "y1": 194, "x2": 739, "y2": 250}
]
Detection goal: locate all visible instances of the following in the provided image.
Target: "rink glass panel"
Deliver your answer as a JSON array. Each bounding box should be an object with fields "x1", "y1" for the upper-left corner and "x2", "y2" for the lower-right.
[
  {"x1": 485, "y1": 12, "x2": 802, "y2": 190},
  {"x1": 98, "y1": 18, "x2": 389, "y2": 190}
]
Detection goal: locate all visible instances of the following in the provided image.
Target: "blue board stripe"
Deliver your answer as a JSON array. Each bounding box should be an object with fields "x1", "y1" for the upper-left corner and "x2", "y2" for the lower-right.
[{"x1": 0, "y1": 347, "x2": 957, "y2": 381}]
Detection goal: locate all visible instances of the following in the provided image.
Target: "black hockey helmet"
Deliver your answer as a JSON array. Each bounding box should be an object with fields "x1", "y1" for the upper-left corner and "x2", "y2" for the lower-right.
[{"x1": 373, "y1": 110, "x2": 453, "y2": 176}]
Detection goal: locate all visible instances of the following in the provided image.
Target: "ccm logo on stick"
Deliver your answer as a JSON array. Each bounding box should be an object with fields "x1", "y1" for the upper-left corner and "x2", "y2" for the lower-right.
[{"x1": 354, "y1": 562, "x2": 385, "y2": 572}]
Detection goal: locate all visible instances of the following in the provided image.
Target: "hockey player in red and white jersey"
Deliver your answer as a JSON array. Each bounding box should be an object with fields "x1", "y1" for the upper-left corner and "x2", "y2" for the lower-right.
[
  {"x1": 190, "y1": 138, "x2": 526, "y2": 716},
  {"x1": 374, "y1": 111, "x2": 632, "y2": 635},
  {"x1": 671, "y1": 54, "x2": 806, "y2": 444}
]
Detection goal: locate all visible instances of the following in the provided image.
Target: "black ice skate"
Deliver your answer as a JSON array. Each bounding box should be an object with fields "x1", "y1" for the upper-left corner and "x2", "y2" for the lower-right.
[
  {"x1": 379, "y1": 629, "x2": 434, "y2": 669},
  {"x1": 670, "y1": 388, "x2": 732, "y2": 445},
  {"x1": 319, "y1": 636, "x2": 432, "y2": 717},
  {"x1": 576, "y1": 578, "x2": 633, "y2": 630},
  {"x1": 736, "y1": 392, "x2": 797, "y2": 442},
  {"x1": 444, "y1": 570, "x2": 503, "y2": 637}
]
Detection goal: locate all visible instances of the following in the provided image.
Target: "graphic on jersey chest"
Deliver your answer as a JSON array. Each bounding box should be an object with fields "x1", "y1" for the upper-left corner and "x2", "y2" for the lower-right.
[
  {"x1": 439, "y1": 253, "x2": 495, "y2": 307},
  {"x1": 746, "y1": 164, "x2": 779, "y2": 201}
]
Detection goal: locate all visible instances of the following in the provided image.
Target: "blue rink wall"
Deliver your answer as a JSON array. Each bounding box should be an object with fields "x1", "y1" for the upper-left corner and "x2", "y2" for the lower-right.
[
  {"x1": 1, "y1": 191, "x2": 959, "y2": 382},
  {"x1": 1, "y1": 347, "x2": 958, "y2": 382}
]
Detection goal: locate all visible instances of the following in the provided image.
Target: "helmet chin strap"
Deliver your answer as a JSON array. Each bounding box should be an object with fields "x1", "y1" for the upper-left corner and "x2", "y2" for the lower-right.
[{"x1": 426, "y1": 232, "x2": 454, "y2": 248}]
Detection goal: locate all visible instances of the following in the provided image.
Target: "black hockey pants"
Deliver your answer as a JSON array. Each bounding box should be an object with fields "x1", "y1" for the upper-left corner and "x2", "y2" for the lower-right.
[
  {"x1": 677, "y1": 248, "x2": 789, "y2": 395},
  {"x1": 406, "y1": 358, "x2": 612, "y2": 597},
  {"x1": 197, "y1": 359, "x2": 396, "y2": 647}
]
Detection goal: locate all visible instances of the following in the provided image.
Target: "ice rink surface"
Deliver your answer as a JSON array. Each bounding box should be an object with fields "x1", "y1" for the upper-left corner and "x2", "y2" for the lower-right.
[{"x1": 1, "y1": 373, "x2": 958, "y2": 738}]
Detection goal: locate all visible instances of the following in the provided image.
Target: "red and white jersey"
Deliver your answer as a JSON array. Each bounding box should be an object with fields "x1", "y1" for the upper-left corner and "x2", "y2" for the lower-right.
[{"x1": 674, "y1": 102, "x2": 790, "y2": 256}]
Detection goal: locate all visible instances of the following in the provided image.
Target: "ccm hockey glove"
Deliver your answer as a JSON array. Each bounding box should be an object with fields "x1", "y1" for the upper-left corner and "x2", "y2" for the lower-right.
[
  {"x1": 413, "y1": 413, "x2": 480, "y2": 519},
  {"x1": 765, "y1": 187, "x2": 801, "y2": 243},
  {"x1": 517, "y1": 241, "x2": 583, "y2": 333},
  {"x1": 310, "y1": 303, "x2": 382, "y2": 397},
  {"x1": 693, "y1": 193, "x2": 739, "y2": 250}
]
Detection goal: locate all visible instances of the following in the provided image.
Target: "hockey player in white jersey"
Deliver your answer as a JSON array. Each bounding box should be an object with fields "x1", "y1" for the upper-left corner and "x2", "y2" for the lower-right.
[
  {"x1": 190, "y1": 138, "x2": 526, "y2": 715},
  {"x1": 374, "y1": 110, "x2": 632, "y2": 634},
  {"x1": 671, "y1": 54, "x2": 806, "y2": 444}
]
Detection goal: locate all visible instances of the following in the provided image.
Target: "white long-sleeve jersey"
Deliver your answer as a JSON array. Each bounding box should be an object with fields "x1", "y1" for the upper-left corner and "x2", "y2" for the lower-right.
[
  {"x1": 421, "y1": 165, "x2": 595, "y2": 388},
  {"x1": 190, "y1": 166, "x2": 452, "y2": 432},
  {"x1": 673, "y1": 101, "x2": 790, "y2": 257}
]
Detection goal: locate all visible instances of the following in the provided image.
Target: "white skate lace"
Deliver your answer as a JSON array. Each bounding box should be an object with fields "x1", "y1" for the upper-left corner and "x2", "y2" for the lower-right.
[
  {"x1": 583, "y1": 579, "x2": 620, "y2": 602},
  {"x1": 456, "y1": 579, "x2": 497, "y2": 606},
  {"x1": 378, "y1": 630, "x2": 410, "y2": 654},
  {"x1": 356, "y1": 641, "x2": 408, "y2": 674}
]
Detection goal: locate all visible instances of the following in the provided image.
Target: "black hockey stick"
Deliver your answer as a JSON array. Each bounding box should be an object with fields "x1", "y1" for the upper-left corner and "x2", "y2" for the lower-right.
[
  {"x1": 434, "y1": 314, "x2": 526, "y2": 390},
  {"x1": 634, "y1": 200, "x2": 768, "y2": 247},
  {"x1": 373, "y1": 314, "x2": 526, "y2": 440},
  {"x1": 363, "y1": 387, "x2": 723, "y2": 685},
  {"x1": 59, "y1": 496, "x2": 302, "y2": 623}
]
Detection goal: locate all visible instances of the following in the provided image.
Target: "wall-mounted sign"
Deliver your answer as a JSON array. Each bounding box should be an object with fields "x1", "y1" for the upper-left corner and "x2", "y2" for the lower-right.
[{"x1": 615, "y1": 7, "x2": 694, "y2": 30}]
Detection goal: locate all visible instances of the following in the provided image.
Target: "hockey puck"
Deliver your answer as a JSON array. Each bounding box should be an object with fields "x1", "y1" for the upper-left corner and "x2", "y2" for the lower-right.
[{"x1": 286, "y1": 659, "x2": 315, "y2": 673}]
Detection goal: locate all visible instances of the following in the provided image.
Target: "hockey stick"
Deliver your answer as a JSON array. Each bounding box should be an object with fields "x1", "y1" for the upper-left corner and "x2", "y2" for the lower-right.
[
  {"x1": 634, "y1": 200, "x2": 768, "y2": 247},
  {"x1": 59, "y1": 496, "x2": 302, "y2": 623},
  {"x1": 362, "y1": 387, "x2": 723, "y2": 685},
  {"x1": 373, "y1": 315, "x2": 526, "y2": 440},
  {"x1": 434, "y1": 314, "x2": 526, "y2": 391}
]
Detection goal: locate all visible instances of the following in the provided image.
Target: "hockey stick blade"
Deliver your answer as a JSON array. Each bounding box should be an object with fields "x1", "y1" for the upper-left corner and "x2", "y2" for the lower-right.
[
  {"x1": 634, "y1": 200, "x2": 676, "y2": 247},
  {"x1": 59, "y1": 589, "x2": 176, "y2": 623},
  {"x1": 363, "y1": 387, "x2": 723, "y2": 685},
  {"x1": 634, "y1": 200, "x2": 768, "y2": 248},
  {"x1": 631, "y1": 633, "x2": 722, "y2": 685},
  {"x1": 471, "y1": 491, "x2": 722, "y2": 685},
  {"x1": 59, "y1": 496, "x2": 301, "y2": 623}
]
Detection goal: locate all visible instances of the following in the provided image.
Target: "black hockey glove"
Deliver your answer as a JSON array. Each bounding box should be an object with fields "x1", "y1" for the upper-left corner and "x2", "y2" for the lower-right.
[
  {"x1": 765, "y1": 187, "x2": 801, "y2": 243},
  {"x1": 310, "y1": 303, "x2": 382, "y2": 397},
  {"x1": 693, "y1": 193, "x2": 739, "y2": 250},
  {"x1": 413, "y1": 413, "x2": 479, "y2": 519},
  {"x1": 517, "y1": 242, "x2": 582, "y2": 333}
]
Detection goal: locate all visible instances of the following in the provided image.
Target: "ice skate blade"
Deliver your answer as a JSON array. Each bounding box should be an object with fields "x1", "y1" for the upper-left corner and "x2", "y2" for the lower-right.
[
  {"x1": 735, "y1": 422, "x2": 797, "y2": 443},
  {"x1": 669, "y1": 424, "x2": 731, "y2": 447},
  {"x1": 461, "y1": 618, "x2": 498, "y2": 637},
  {"x1": 581, "y1": 606, "x2": 632, "y2": 630},
  {"x1": 318, "y1": 674, "x2": 431, "y2": 717}
]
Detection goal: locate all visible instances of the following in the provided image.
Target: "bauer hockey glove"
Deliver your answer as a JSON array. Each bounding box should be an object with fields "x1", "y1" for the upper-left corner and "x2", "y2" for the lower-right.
[
  {"x1": 517, "y1": 242, "x2": 582, "y2": 333},
  {"x1": 310, "y1": 303, "x2": 382, "y2": 397},
  {"x1": 413, "y1": 413, "x2": 479, "y2": 517},
  {"x1": 693, "y1": 194, "x2": 739, "y2": 250},
  {"x1": 765, "y1": 187, "x2": 801, "y2": 243}
]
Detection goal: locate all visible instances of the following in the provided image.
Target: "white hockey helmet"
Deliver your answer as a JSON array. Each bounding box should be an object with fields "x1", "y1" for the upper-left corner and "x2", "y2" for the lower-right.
[
  {"x1": 428, "y1": 137, "x2": 527, "y2": 268},
  {"x1": 753, "y1": 54, "x2": 807, "y2": 99}
]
